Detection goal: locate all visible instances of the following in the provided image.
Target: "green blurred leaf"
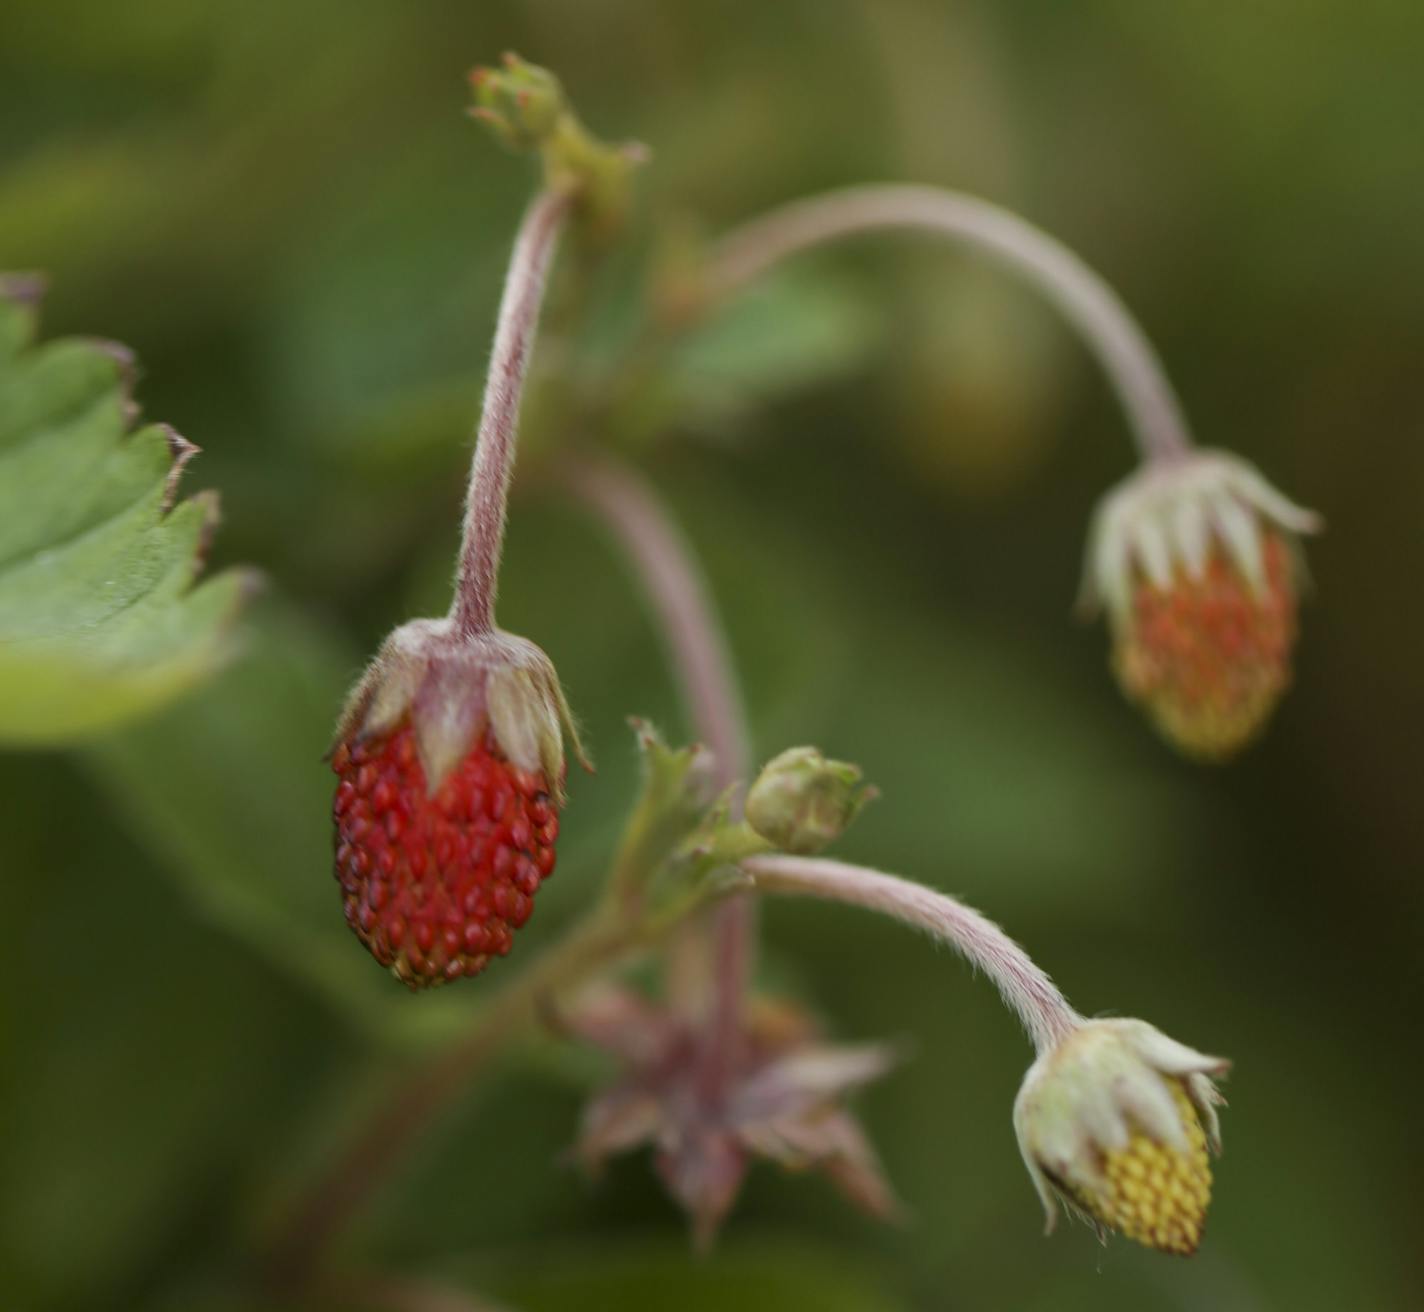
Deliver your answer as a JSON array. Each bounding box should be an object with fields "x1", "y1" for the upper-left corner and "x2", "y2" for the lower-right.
[
  {"x1": 888, "y1": 264, "x2": 1072, "y2": 498},
  {"x1": 669, "y1": 268, "x2": 884, "y2": 431},
  {"x1": 0, "y1": 753, "x2": 315, "y2": 1310},
  {"x1": 605, "y1": 266, "x2": 885, "y2": 446},
  {"x1": 83, "y1": 601, "x2": 476, "y2": 1044},
  {"x1": 0, "y1": 282, "x2": 253, "y2": 745}
]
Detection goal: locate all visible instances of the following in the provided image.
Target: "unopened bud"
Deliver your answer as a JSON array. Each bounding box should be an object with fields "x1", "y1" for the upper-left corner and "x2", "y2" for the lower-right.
[
  {"x1": 745, "y1": 747, "x2": 875, "y2": 854},
  {"x1": 469, "y1": 52, "x2": 565, "y2": 151},
  {"x1": 468, "y1": 53, "x2": 644, "y2": 242}
]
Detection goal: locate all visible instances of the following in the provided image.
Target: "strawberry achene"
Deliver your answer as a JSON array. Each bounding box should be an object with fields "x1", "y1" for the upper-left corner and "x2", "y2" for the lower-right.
[{"x1": 332, "y1": 720, "x2": 559, "y2": 989}]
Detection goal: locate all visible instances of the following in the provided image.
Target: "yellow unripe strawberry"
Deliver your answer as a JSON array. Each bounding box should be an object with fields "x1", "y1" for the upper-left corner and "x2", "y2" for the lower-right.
[
  {"x1": 1075, "y1": 1076, "x2": 1213, "y2": 1255},
  {"x1": 1014, "y1": 1019, "x2": 1228, "y2": 1256}
]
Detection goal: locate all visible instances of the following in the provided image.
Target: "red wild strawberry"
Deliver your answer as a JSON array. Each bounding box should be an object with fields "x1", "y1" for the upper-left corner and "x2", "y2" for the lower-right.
[
  {"x1": 332, "y1": 721, "x2": 560, "y2": 989},
  {"x1": 330, "y1": 618, "x2": 582, "y2": 989}
]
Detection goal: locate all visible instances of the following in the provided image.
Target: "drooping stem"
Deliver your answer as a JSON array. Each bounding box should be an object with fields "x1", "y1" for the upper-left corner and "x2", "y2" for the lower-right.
[
  {"x1": 706, "y1": 183, "x2": 1194, "y2": 464},
  {"x1": 452, "y1": 186, "x2": 573, "y2": 637},
  {"x1": 743, "y1": 854, "x2": 1080, "y2": 1055},
  {"x1": 558, "y1": 452, "x2": 755, "y2": 1083}
]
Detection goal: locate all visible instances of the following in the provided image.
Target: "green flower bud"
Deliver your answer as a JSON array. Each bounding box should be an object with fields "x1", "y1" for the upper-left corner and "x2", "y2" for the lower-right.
[
  {"x1": 469, "y1": 53, "x2": 566, "y2": 152},
  {"x1": 467, "y1": 53, "x2": 646, "y2": 242},
  {"x1": 745, "y1": 747, "x2": 875, "y2": 854}
]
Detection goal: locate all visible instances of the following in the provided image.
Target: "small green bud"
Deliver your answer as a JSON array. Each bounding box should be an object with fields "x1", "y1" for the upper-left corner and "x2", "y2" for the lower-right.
[
  {"x1": 469, "y1": 52, "x2": 565, "y2": 151},
  {"x1": 745, "y1": 746, "x2": 875, "y2": 854},
  {"x1": 467, "y1": 53, "x2": 645, "y2": 242}
]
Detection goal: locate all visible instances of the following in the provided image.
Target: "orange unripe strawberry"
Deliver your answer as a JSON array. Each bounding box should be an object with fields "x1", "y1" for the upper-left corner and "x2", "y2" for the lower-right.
[
  {"x1": 1081, "y1": 451, "x2": 1320, "y2": 759},
  {"x1": 1114, "y1": 529, "x2": 1297, "y2": 759}
]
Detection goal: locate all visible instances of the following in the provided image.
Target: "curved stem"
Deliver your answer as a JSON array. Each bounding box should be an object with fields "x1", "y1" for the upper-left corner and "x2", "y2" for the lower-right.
[
  {"x1": 452, "y1": 186, "x2": 573, "y2": 637},
  {"x1": 743, "y1": 854, "x2": 1080, "y2": 1055},
  {"x1": 706, "y1": 183, "x2": 1194, "y2": 464}
]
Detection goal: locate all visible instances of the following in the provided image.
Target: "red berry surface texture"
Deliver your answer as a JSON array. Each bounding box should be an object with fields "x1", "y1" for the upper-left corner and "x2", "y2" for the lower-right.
[{"x1": 332, "y1": 720, "x2": 559, "y2": 989}]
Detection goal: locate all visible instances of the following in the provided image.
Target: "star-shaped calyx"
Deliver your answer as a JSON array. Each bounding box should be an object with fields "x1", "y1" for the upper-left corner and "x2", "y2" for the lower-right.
[{"x1": 563, "y1": 982, "x2": 901, "y2": 1247}]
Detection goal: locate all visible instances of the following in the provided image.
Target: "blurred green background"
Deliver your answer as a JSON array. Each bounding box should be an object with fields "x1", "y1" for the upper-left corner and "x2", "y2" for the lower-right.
[{"x1": 3, "y1": 1, "x2": 1422, "y2": 1309}]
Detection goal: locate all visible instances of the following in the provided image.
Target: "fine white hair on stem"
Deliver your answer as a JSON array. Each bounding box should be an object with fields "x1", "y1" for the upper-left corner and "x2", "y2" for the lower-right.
[
  {"x1": 743, "y1": 854, "x2": 1080, "y2": 1055},
  {"x1": 452, "y1": 186, "x2": 573, "y2": 638},
  {"x1": 706, "y1": 183, "x2": 1194, "y2": 464}
]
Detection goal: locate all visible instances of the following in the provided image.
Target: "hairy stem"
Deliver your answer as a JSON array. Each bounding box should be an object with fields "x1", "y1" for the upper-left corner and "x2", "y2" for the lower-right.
[
  {"x1": 452, "y1": 186, "x2": 573, "y2": 637},
  {"x1": 558, "y1": 452, "x2": 754, "y2": 1087},
  {"x1": 743, "y1": 854, "x2": 1080, "y2": 1054},
  {"x1": 265, "y1": 912, "x2": 639, "y2": 1289},
  {"x1": 706, "y1": 183, "x2": 1194, "y2": 464}
]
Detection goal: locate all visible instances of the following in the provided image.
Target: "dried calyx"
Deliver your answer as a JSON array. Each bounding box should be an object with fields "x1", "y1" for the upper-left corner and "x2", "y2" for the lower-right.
[{"x1": 568, "y1": 984, "x2": 901, "y2": 1250}]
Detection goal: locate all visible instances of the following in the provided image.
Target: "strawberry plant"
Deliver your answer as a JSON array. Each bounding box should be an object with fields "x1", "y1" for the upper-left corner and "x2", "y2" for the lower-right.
[{"x1": 7, "y1": 31, "x2": 1374, "y2": 1312}]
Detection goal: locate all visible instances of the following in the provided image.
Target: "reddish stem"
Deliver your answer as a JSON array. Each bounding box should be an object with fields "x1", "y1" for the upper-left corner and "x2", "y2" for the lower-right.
[
  {"x1": 744, "y1": 854, "x2": 1081, "y2": 1054},
  {"x1": 707, "y1": 183, "x2": 1194, "y2": 465},
  {"x1": 452, "y1": 187, "x2": 572, "y2": 637}
]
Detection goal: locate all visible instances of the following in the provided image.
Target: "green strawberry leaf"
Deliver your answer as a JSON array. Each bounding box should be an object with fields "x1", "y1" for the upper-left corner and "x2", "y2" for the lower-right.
[
  {"x1": 601, "y1": 265, "x2": 886, "y2": 449},
  {"x1": 0, "y1": 276, "x2": 254, "y2": 745},
  {"x1": 668, "y1": 267, "x2": 885, "y2": 427}
]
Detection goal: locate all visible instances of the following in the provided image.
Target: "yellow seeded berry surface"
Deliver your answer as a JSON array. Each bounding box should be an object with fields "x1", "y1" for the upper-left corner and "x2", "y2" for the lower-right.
[{"x1": 1090, "y1": 1079, "x2": 1213, "y2": 1256}]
